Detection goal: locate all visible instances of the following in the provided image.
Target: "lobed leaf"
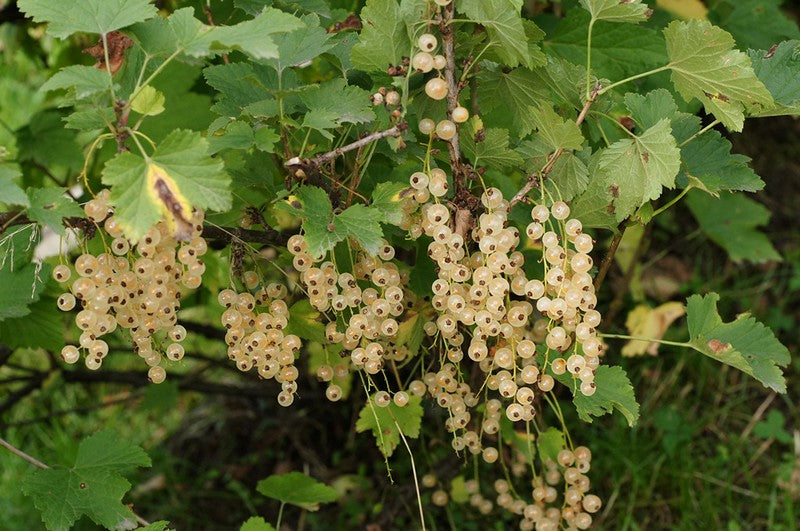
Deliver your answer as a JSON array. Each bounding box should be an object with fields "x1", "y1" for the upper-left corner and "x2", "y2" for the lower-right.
[{"x1": 686, "y1": 293, "x2": 790, "y2": 393}]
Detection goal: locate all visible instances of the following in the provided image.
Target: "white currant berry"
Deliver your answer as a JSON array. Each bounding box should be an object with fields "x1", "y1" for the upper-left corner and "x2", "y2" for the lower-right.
[
  {"x1": 417, "y1": 33, "x2": 437, "y2": 52},
  {"x1": 451, "y1": 106, "x2": 469, "y2": 123},
  {"x1": 425, "y1": 78, "x2": 448, "y2": 100},
  {"x1": 436, "y1": 119, "x2": 456, "y2": 140},
  {"x1": 412, "y1": 52, "x2": 434, "y2": 72}
]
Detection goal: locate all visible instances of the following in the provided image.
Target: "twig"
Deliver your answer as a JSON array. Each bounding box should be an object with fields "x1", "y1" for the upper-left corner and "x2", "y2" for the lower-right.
[
  {"x1": 0, "y1": 437, "x2": 151, "y2": 525},
  {"x1": 604, "y1": 222, "x2": 651, "y2": 324},
  {"x1": 0, "y1": 438, "x2": 50, "y2": 469},
  {"x1": 284, "y1": 123, "x2": 406, "y2": 168},
  {"x1": 200, "y1": 225, "x2": 289, "y2": 247},
  {"x1": 439, "y1": 3, "x2": 466, "y2": 197},
  {"x1": 509, "y1": 89, "x2": 598, "y2": 207},
  {"x1": 202, "y1": 3, "x2": 229, "y2": 64},
  {"x1": 593, "y1": 223, "x2": 627, "y2": 293}
]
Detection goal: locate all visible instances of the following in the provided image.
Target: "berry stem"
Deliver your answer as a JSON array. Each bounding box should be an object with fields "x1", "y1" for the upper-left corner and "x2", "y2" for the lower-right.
[{"x1": 599, "y1": 333, "x2": 691, "y2": 348}]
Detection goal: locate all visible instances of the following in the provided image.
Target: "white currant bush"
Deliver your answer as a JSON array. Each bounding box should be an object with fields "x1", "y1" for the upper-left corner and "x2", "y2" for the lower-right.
[{"x1": 0, "y1": 0, "x2": 795, "y2": 529}]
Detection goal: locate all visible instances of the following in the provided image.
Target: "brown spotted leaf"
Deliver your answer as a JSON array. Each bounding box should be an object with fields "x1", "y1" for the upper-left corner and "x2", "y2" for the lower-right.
[
  {"x1": 686, "y1": 293, "x2": 790, "y2": 393},
  {"x1": 101, "y1": 130, "x2": 230, "y2": 242}
]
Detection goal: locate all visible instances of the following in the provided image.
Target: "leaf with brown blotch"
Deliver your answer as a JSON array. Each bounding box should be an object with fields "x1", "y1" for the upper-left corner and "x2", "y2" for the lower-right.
[{"x1": 83, "y1": 31, "x2": 133, "y2": 75}]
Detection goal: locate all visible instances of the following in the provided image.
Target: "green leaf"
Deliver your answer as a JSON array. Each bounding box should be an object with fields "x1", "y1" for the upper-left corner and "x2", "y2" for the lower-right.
[
  {"x1": 300, "y1": 79, "x2": 374, "y2": 137},
  {"x1": 460, "y1": 126, "x2": 524, "y2": 170},
  {"x1": 530, "y1": 104, "x2": 584, "y2": 152},
  {"x1": 371, "y1": 182, "x2": 407, "y2": 226},
  {"x1": 624, "y1": 89, "x2": 678, "y2": 131},
  {"x1": 285, "y1": 299, "x2": 326, "y2": 343},
  {"x1": 203, "y1": 62, "x2": 278, "y2": 117},
  {"x1": 536, "y1": 427, "x2": 565, "y2": 464},
  {"x1": 130, "y1": 7, "x2": 304, "y2": 61},
  {"x1": 201, "y1": 8, "x2": 305, "y2": 60},
  {"x1": 336, "y1": 204, "x2": 384, "y2": 255},
  {"x1": 680, "y1": 131, "x2": 764, "y2": 195},
  {"x1": 0, "y1": 262, "x2": 47, "y2": 321},
  {"x1": 356, "y1": 393, "x2": 423, "y2": 457},
  {"x1": 572, "y1": 365, "x2": 640, "y2": 426},
  {"x1": 101, "y1": 129, "x2": 230, "y2": 241},
  {"x1": 277, "y1": 186, "x2": 339, "y2": 257},
  {"x1": 240, "y1": 516, "x2": 276, "y2": 531},
  {"x1": 207, "y1": 121, "x2": 254, "y2": 155},
  {"x1": 394, "y1": 311, "x2": 425, "y2": 358},
  {"x1": 545, "y1": 152, "x2": 590, "y2": 202},
  {"x1": 457, "y1": 0, "x2": 534, "y2": 68},
  {"x1": 277, "y1": 186, "x2": 386, "y2": 256},
  {"x1": 579, "y1": 0, "x2": 650, "y2": 23},
  {"x1": 477, "y1": 67, "x2": 548, "y2": 136},
  {"x1": 21, "y1": 430, "x2": 151, "y2": 531},
  {"x1": 264, "y1": 14, "x2": 334, "y2": 73},
  {"x1": 0, "y1": 298, "x2": 63, "y2": 350},
  {"x1": 548, "y1": 10, "x2": 666, "y2": 80},
  {"x1": 351, "y1": 0, "x2": 410, "y2": 72},
  {"x1": 752, "y1": 410, "x2": 793, "y2": 444},
  {"x1": 256, "y1": 472, "x2": 338, "y2": 510},
  {"x1": 18, "y1": 0, "x2": 157, "y2": 38},
  {"x1": 40, "y1": 66, "x2": 110, "y2": 99},
  {"x1": 598, "y1": 119, "x2": 680, "y2": 221},
  {"x1": 709, "y1": 0, "x2": 800, "y2": 50},
  {"x1": 748, "y1": 41, "x2": 800, "y2": 117},
  {"x1": 18, "y1": 112, "x2": 84, "y2": 171},
  {"x1": 0, "y1": 165, "x2": 29, "y2": 206},
  {"x1": 142, "y1": 521, "x2": 172, "y2": 531},
  {"x1": 686, "y1": 191, "x2": 779, "y2": 263},
  {"x1": 569, "y1": 156, "x2": 618, "y2": 231},
  {"x1": 131, "y1": 85, "x2": 166, "y2": 116},
  {"x1": 664, "y1": 19, "x2": 774, "y2": 131},
  {"x1": 26, "y1": 187, "x2": 85, "y2": 236},
  {"x1": 686, "y1": 292, "x2": 790, "y2": 393}
]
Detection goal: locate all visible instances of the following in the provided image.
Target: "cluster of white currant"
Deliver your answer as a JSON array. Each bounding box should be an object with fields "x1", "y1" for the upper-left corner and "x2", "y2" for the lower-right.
[
  {"x1": 54, "y1": 189, "x2": 207, "y2": 383},
  {"x1": 412, "y1": 32, "x2": 470, "y2": 142},
  {"x1": 286, "y1": 234, "x2": 414, "y2": 405},
  {"x1": 217, "y1": 282, "x2": 302, "y2": 407}
]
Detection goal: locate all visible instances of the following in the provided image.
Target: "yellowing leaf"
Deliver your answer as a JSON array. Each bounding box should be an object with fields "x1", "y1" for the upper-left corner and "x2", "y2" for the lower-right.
[
  {"x1": 146, "y1": 162, "x2": 194, "y2": 241},
  {"x1": 656, "y1": 0, "x2": 708, "y2": 20},
  {"x1": 622, "y1": 302, "x2": 686, "y2": 356},
  {"x1": 131, "y1": 86, "x2": 166, "y2": 116}
]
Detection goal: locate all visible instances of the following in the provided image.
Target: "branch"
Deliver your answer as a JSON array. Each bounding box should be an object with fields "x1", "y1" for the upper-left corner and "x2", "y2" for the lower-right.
[
  {"x1": 0, "y1": 438, "x2": 50, "y2": 469},
  {"x1": 200, "y1": 225, "x2": 289, "y2": 246},
  {"x1": 284, "y1": 123, "x2": 406, "y2": 168},
  {"x1": 61, "y1": 369, "x2": 270, "y2": 398},
  {"x1": 439, "y1": 4, "x2": 466, "y2": 195},
  {"x1": 0, "y1": 437, "x2": 151, "y2": 525},
  {"x1": 593, "y1": 223, "x2": 627, "y2": 292},
  {"x1": 509, "y1": 87, "x2": 599, "y2": 207}
]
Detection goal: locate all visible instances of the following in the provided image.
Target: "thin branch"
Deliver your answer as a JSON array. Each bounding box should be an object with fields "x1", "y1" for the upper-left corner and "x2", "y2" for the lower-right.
[
  {"x1": 509, "y1": 89, "x2": 598, "y2": 207},
  {"x1": 0, "y1": 437, "x2": 152, "y2": 525},
  {"x1": 0, "y1": 438, "x2": 50, "y2": 469},
  {"x1": 200, "y1": 224, "x2": 289, "y2": 246},
  {"x1": 61, "y1": 369, "x2": 270, "y2": 398},
  {"x1": 284, "y1": 123, "x2": 406, "y2": 168},
  {"x1": 439, "y1": 3, "x2": 466, "y2": 196},
  {"x1": 604, "y1": 222, "x2": 651, "y2": 324},
  {"x1": 593, "y1": 223, "x2": 627, "y2": 293}
]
